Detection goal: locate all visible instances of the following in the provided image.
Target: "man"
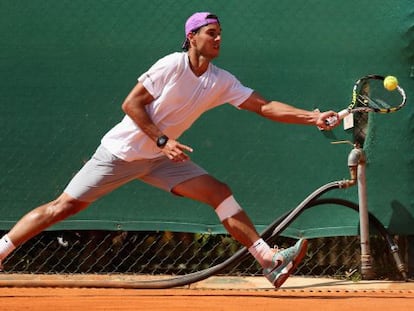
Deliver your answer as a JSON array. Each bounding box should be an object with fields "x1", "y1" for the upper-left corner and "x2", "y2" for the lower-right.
[{"x1": 0, "y1": 12, "x2": 339, "y2": 288}]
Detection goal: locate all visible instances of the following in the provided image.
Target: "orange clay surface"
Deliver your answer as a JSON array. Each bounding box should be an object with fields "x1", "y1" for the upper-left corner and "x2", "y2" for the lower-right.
[{"x1": 0, "y1": 275, "x2": 413, "y2": 311}]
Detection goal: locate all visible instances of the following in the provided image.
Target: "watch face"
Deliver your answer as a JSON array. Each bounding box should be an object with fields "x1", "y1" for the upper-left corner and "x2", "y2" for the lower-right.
[{"x1": 157, "y1": 135, "x2": 168, "y2": 147}]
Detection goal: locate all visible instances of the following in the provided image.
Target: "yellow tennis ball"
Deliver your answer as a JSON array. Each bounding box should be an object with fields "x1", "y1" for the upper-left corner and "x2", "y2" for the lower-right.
[{"x1": 383, "y1": 75, "x2": 398, "y2": 91}]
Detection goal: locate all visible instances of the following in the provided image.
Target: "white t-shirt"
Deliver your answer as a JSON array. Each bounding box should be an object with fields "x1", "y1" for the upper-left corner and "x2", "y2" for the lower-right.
[{"x1": 101, "y1": 52, "x2": 254, "y2": 161}]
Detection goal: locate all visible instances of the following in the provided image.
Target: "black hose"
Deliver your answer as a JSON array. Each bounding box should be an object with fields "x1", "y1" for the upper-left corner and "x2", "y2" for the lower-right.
[
  {"x1": 104, "y1": 181, "x2": 345, "y2": 288},
  {"x1": 123, "y1": 192, "x2": 407, "y2": 288}
]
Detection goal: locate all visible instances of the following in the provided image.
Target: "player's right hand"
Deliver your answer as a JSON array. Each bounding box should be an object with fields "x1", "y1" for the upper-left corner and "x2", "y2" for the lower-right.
[{"x1": 317, "y1": 110, "x2": 339, "y2": 130}]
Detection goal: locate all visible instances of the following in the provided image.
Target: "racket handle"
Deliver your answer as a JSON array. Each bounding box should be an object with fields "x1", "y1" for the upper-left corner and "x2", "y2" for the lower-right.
[{"x1": 325, "y1": 109, "x2": 350, "y2": 126}]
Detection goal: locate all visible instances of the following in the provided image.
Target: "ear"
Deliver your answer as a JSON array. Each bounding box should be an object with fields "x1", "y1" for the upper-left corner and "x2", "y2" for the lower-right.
[{"x1": 188, "y1": 32, "x2": 196, "y2": 46}]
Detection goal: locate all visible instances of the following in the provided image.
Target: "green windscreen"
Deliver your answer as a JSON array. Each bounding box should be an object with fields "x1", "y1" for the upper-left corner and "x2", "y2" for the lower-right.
[{"x1": 1, "y1": 0, "x2": 413, "y2": 238}]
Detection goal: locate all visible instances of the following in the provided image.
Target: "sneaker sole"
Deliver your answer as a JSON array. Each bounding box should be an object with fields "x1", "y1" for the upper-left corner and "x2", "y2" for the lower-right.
[{"x1": 273, "y1": 239, "x2": 308, "y2": 288}]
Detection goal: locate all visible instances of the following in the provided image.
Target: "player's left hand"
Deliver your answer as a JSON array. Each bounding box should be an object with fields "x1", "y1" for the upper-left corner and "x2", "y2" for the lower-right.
[{"x1": 162, "y1": 139, "x2": 193, "y2": 162}]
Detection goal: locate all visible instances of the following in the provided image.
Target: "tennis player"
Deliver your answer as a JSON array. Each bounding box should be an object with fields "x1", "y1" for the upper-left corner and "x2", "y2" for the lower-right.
[{"x1": 0, "y1": 12, "x2": 339, "y2": 287}]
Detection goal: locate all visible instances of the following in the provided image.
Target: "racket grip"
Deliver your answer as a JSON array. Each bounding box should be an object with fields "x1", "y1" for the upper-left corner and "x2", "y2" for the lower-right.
[{"x1": 325, "y1": 109, "x2": 350, "y2": 126}]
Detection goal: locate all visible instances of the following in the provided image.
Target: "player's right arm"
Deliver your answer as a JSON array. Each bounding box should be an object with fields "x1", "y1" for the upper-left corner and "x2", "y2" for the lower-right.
[
  {"x1": 121, "y1": 82, "x2": 193, "y2": 161},
  {"x1": 239, "y1": 92, "x2": 339, "y2": 130}
]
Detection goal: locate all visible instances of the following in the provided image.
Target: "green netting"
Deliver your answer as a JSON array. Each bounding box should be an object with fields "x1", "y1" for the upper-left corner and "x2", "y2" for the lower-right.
[{"x1": 0, "y1": 0, "x2": 413, "y2": 237}]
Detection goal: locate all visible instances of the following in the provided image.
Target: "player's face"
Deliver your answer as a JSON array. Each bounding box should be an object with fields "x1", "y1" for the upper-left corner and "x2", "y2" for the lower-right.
[{"x1": 192, "y1": 23, "x2": 221, "y2": 59}]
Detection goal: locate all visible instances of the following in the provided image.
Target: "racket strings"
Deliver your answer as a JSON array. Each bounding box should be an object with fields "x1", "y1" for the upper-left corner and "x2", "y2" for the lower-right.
[
  {"x1": 354, "y1": 79, "x2": 404, "y2": 112},
  {"x1": 357, "y1": 94, "x2": 391, "y2": 110}
]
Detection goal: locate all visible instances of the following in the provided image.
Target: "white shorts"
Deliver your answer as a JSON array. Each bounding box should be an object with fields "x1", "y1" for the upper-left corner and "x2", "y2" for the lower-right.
[{"x1": 64, "y1": 145, "x2": 207, "y2": 202}]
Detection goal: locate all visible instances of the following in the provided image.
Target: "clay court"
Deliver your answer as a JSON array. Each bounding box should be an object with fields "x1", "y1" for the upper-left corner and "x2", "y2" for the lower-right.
[{"x1": 0, "y1": 275, "x2": 412, "y2": 311}]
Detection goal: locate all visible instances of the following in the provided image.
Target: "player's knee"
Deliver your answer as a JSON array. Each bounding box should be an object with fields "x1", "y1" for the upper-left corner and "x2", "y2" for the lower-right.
[
  {"x1": 43, "y1": 196, "x2": 89, "y2": 222},
  {"x1": 212, "y1": 180, "x2": 232, "y2": 199},
  {"x1": 198, "y1": 180, "x2": 232, "y2": 207},
  {"x1": 55, "y1": 199, "x2": 87, "y2": 220},
  {"x1": 214, "y1": 195, "x2": 243, "y2": 222}
]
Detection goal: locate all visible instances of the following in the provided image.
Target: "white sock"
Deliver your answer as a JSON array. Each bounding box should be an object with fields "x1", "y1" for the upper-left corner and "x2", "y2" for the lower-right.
[
  {"x1": 248, "y1": 238, "x2": 275, "y2": 268},
  {"x1": 0, "y1": 234, "x2": 16, "y2": 261}
]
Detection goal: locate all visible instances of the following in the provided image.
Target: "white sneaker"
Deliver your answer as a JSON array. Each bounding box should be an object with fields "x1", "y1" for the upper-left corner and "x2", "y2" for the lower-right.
[{"x1": 263, "y1": 239, "x2": 308, "y2": 288}]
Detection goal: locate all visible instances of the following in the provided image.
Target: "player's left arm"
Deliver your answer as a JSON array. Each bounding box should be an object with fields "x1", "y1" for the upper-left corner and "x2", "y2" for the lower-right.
[{"x1": 239, "y1": 92, "x2": 339, "y2": 130}]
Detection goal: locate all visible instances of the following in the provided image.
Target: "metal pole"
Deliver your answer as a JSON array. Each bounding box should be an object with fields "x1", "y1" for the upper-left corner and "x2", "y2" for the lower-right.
[{"x1": 352, "y1": 145, "x2": 375, "y2": 279}]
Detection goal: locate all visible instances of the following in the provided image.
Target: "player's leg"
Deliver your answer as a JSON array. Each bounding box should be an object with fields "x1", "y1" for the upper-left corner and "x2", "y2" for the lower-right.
[
  {"x1": 171, "y1": 174, "x2": 307, "y2": 287},
  {"x1": 0, "y1": 145, "x2": 143, "y2": 269},
  {"x1": 172, "y1": 174, "x2": 259, "y2": 247},
  {"x1": 7, "y1": 193, "x2": 89, "y2": 246},
  {"x1": 0, "y1": 193, "x2": 89, "y2": 269}
]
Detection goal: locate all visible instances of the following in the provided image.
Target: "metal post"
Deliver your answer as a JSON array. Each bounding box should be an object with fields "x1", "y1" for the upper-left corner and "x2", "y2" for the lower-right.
[
  {"x1": 356, "y1": 148, "x2": 375, "y2": 278},
  {"x1": 334, "y1": 141, "x2": 407, "y2": 279},
  {"x1": 348, "y1": 145, "x2": 375, "y2": 279},
  {"x1": 348, "y1": 144, "x2": 374, "y2": 279}
]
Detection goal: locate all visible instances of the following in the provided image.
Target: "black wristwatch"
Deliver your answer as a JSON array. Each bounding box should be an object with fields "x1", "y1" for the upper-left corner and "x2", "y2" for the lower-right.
[{"x1": 156, "y1": 134, "x2": 169, "y2": 148}]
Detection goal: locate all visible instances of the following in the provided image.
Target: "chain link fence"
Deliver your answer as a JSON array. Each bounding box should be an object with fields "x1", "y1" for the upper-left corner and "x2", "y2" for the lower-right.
[{"x1": 1, "y1": 230, "x2": 406, "y2": 281}]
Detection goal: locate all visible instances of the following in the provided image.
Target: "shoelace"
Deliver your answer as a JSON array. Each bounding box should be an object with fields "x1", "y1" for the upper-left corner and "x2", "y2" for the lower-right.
[{"x1": 272, "y1": 245, "x2": 284, "y2": 253}]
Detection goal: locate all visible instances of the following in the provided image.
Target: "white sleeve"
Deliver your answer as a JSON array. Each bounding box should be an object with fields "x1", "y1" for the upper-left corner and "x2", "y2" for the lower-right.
[
  {"x1": 137, "y1": 53, "x2": 180, "y2": 98},
  {"x1": 225, "y1": 78, "x2": 254, "y2": 108},
  {"x1": 217, "y1": 70, "x2": 254, "y2": 107}
]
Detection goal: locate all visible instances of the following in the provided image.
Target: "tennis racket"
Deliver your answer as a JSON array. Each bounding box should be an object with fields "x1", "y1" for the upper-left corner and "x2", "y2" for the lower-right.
[{"x1": 326, "y1": 74, "x2": 407, "y2": 126}]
